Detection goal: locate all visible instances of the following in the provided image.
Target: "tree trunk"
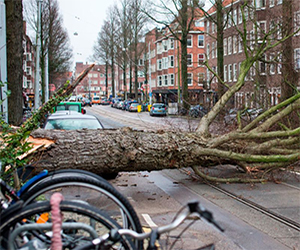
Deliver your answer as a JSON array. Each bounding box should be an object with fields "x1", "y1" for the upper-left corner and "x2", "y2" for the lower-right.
[{"x1": 5, "y1": 0, "x2": 23, "y2": 125}]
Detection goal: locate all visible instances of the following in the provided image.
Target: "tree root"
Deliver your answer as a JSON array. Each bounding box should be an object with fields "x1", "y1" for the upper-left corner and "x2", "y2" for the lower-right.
[{"x1": 192, "y1": 166, "x2": 266, "y2": 183}]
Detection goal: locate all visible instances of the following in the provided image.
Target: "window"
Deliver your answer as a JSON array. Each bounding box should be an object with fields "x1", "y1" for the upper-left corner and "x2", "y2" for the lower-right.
[
  {"x1": 238, "y1": 7, "x2": 242, "y2": 24},
  {"x1": 93, "y1": 80, "x2": 98, "y2": 84},
  {"x1": 233, "y1": 35, "x2": 237, "y2": 54},
  {"x1": 260, "y1": 54, "x2": 266, "y2": 75},
  {"x1": 278, "y1": 54, "x2": 282, "y2": 74},
  {"x1": 195, "y1": 20, "x2": 204, "y2": 27},
  {"x1": 26, "y1": 53, "x2": 32, "y2": 61},
  {"x1": 198, "y1": 73, "x2": 205, "y2": 86},
  {"x1": 277, "y1": 0, "x2": 282, "y2": 5},
  {"x1": 269, "y1": 53, "x2": 276, "y2": 74},
  {"x1": 198, "y1": 54, "x2": 204, "y2": 65},
  {"x1": 206, "y1": 44, "x2": 210, "y2": 59},
  {"x1": 158, "y1": 76, "x2": 162, "y2": 86},
  {"x1": 228, "y1": 11, "x2": 232, "y2": 28},
  {"x1": 224, "y1": 38, "x2": 227, "y2": 56},
  {"x1": 269, "y1": 0, "x2": 275, "y2": 7},
  {"x1": 157, "y1": 42, "x2": 162, "y2": 54},
  {"x1": 228, "y1": 36, "x2": 232, "y2": 55},
  {"x1": 223, "y1": 13, "x2": 227, "y2": 29},
  {"x1": 169, "y1": 38, "x2": 174, "y2": 49},
  {"x1": 169, "y1": 74, "x2": 174, "y2": 85},
  {"x1": 206, "y1": 69, "x2": 210, "y2": 85},
  {"x1": 164, "y1": 75, "x2": 168, "y2": 85},
  {"x1": 206, "y1": 20, "x2": 210, "y2": 33},
  {"x1": 163, "y1": 40, "x2": 168, "y2": 51},
  {"x1": 187, "y1": 35, "x2": 192, "y2": 47},
  {"x1": 224, "y1": 65, "x2": 227, "y2": 82},
  {"x1": 258, "y1": 21, "x2": 266, "y2": 40},
  {"x1": 169, "y1": 55, "x2": 174, "y2": 67},
  {"x1": 244, "y1": 7, "x2": 249, "y2": 21},
  {"x1": 233, "y1": 63, "x2": 237, "y2": 81},
  {"x1": 157, "y1": 59, "x2": 162, "y2": 70},
  {"x1": 139, "y1": 59, "x2": 144, "y2": 65},
  {"x1": 256, "y1": 0, "x2": 266, "y2": 8},
  {"x1": 187, "y1": 73, "x2": 193, "y2": 86},
  {"x1": 187, "y1": 54, "x2": 193, "y2": 66},
  {"x1": 198, "y1": 35, "x2": 204, "y2": 47},
  {"x1": 233, "y1": 9, "x2": 237, "y2": 24},
  {"x1": 212, "y1": 42, "x2": 215, "y2": 58},
  {"x1": 26, "y1": 67, "x2": 31, "y2": 75},
  {"x1": 212, "y1": 22, "x2": 215, "y2": 33},
  {"x1": 294, "y1": 11, "x2": 300, "y2": 36},
  {"x1": 238, "y1": 36, "x2": 243, "y2": 53},
  {"x1": 228, "y1": 64, "x2": 232, "y2": 82},
  {"x1": 295, "y1": 48, "x2": 300, "y2": 70}
]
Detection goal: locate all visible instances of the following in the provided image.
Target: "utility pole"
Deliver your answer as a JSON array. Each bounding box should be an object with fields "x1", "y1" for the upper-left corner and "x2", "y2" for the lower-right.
[
  {"x1": 34, "y1": 0, "x2": 43, "y2": 109},
  {"x1": 44, "y1": 52, "x2": 49, "y2": 102},
  {"x1": 148, "y1": 43, "x2": 152, "y2": 105},
  {"x1": 0, "y1": 0, "x2": 8, "y2": 122}
]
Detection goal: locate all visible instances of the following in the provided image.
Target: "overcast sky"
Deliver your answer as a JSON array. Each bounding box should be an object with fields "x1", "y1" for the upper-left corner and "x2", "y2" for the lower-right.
[{"x1": 57, "y1": 0, "x2": 116, "y2": 69}]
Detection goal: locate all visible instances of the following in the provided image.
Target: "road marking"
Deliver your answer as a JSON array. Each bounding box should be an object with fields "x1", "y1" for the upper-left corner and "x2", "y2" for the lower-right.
[{"x1": 142, "y1": 214, "x2": 158, "y2": 227}]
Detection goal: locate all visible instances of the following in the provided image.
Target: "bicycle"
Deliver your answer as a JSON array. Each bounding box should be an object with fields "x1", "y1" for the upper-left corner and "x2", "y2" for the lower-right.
[
  {"x1": 69, "y1": 201, "x2": 223, "y2": 250},
  {"x1": 1, "y1": 167, "x2": 143, "y2": 247}
]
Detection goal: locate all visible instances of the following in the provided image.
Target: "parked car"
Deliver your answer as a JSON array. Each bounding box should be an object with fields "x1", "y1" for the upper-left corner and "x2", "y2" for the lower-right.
[
  {"x1": 81, "y1": 98, "x2": 92, "y2": 107},
  {"x1": 125, "y1": 100, "x2": 138, "y2": 111},
  {"x1": 128, "y1": 103, "x2": 139, "y2": 112},
  {"x1": 110, "y1": 98, "x2": 122, "y2": 107},
  {"x1": 113, "y1": 100, "x2": 120, "y2": 108},
  {"x1": 44, "y1": 111, "x2": 104, "y2": 130},
  {"x1": 149, "y1": 103, "x2": 167, "y2": 116},
  {"x1": 53, "y1": 102, "x2": 86, "y2": 114},
  {"x1": 117, "y1": 101, "x2": 124, "y2": 109},
  {"x1": 189, "y1": 105, "x2": 208, "y2": 118},
  {"x1": 100, "y1": 98, "x2": 110, "y2": 105},
  {"x1": 92, "y1": 96, "x2": 101, "y2": 105}
]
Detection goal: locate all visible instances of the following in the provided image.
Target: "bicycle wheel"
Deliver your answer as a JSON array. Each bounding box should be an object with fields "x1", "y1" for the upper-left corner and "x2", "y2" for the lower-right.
[
  {"x1": 18, "y1": 168, "x2": 113, "y2": 195},
  {"x1": 20, "y1": 176, "x2": 142, "y2": 234},
  {"x1": 0, "y1": 200, "x2": 135, "y2": 250}
]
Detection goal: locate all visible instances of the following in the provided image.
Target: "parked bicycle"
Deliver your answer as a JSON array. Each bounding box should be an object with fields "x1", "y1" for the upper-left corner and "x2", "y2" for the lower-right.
[{"x1": 0, "y1": 167, "x2": 143, "y2": 249}]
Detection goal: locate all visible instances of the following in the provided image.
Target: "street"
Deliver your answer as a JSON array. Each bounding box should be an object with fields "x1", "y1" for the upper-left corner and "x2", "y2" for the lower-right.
[{"x1": 88, "y1": 105, "x2": 299, "y2": 250}]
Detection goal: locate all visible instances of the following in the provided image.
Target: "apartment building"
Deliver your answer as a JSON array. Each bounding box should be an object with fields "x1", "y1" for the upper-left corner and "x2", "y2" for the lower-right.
[
  {"x1": 204, "y1": 0, "x2": 300, "y2": 109},
  {"x1": 22, "y1": 21, "x2": 35, "y2": 108},
  {"x1": 146, "y1": 22, "x2": 206, "y2": 105}
]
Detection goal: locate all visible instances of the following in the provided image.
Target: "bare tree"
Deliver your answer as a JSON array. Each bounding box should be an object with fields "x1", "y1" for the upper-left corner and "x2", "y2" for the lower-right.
[
  {"x1": 24, "y1": 0, "x2": 72, "y2": 102},
  {"x1": 143, "y1": 0, "x2": 202, "y2": 110}
]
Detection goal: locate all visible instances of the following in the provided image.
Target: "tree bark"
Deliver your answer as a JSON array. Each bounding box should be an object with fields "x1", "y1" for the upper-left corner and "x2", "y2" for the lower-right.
[{"x1": 5, "y1": 0, "x2": 23, "y2": 125}]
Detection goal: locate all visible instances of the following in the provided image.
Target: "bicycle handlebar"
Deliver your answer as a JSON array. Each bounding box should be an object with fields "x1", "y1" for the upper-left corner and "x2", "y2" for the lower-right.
[{"x1": 73, "y1": 201, "x2": 224, "y2": 250}]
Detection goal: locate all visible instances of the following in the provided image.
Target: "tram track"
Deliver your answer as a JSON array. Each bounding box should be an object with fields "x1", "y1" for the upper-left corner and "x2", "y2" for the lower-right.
[{"x1": 179, "y1": 168, "x2": 300, "y2": 233}]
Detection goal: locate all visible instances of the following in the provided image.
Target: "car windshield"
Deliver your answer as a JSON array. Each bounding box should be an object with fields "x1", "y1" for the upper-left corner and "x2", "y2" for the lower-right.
[
  {"x1": 44, "y1": 118, "x2": 102, "y2": 130},
  {"x1": 154, "y1": 104, "x2": 165, "y2": 109},
  {"x1": 93, "y1": 97, "x2": 100, "y2": 101},
  {"x1": 131, "y1": 103, "x2": 139, "y2": 107}
]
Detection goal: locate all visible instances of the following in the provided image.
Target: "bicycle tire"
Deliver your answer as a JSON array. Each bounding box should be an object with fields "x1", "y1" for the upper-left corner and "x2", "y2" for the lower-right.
[
  {"x1": 20, "y1": 176, "x2": 142, "y2": 234},
  {"x1": 19, "y1": 168, "x2": 112, "y2": 195},
  {"x1": 0, "y1": 200, "x2": 135, "y2": 250}
]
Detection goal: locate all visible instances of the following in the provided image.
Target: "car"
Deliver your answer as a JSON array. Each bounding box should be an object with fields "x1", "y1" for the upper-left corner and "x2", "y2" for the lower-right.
[
  {"x1": 100, "y1": 98, "x2": 110, "y2": 105},
  {"x1": 92, "y1": 96, "x2": 101, "y2": 105},
  {"x1": 81, "y1": 98, "x2": 92, "y2": 107},
  {"x1": 117, "y1": 101, "x2": 124, "y2": 109},
  {"x1": 125, "y1": 100, "x2": 138, "y2": 111},
  {"x1": 110, "y1": 98, "x2": 122, "y2": 107},
  {"x1": 43, "y1": 111, "x2": 104, "y2": 130},
  {"x1": 149, "y1": 103, "x2": 167, "y2": 116},
  {"x1": 189, "y1": 105, "x2": 208, "y2": 118},
  {"x1": 128, "y1": 103, "x2": 139, "y2": 112},
  {"x1": 53, "y1": 102, "x2": 86, "y2": 114}
]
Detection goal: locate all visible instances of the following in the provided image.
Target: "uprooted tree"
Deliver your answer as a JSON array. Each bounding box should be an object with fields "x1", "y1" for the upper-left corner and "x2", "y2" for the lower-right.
[{"x1": 1, "y1": 2, "x2": 300, "y2": 183}]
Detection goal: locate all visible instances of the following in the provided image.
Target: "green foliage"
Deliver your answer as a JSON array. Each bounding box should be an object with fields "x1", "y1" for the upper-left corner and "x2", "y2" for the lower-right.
[{"x1": 0, "y1": 80, "x2": 71, "y2": 177}]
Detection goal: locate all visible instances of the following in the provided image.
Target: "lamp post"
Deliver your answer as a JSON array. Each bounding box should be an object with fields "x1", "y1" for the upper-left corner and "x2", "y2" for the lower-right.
[{"x1": 34, "y1": 0, "x2": 43, "y2": 110}]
